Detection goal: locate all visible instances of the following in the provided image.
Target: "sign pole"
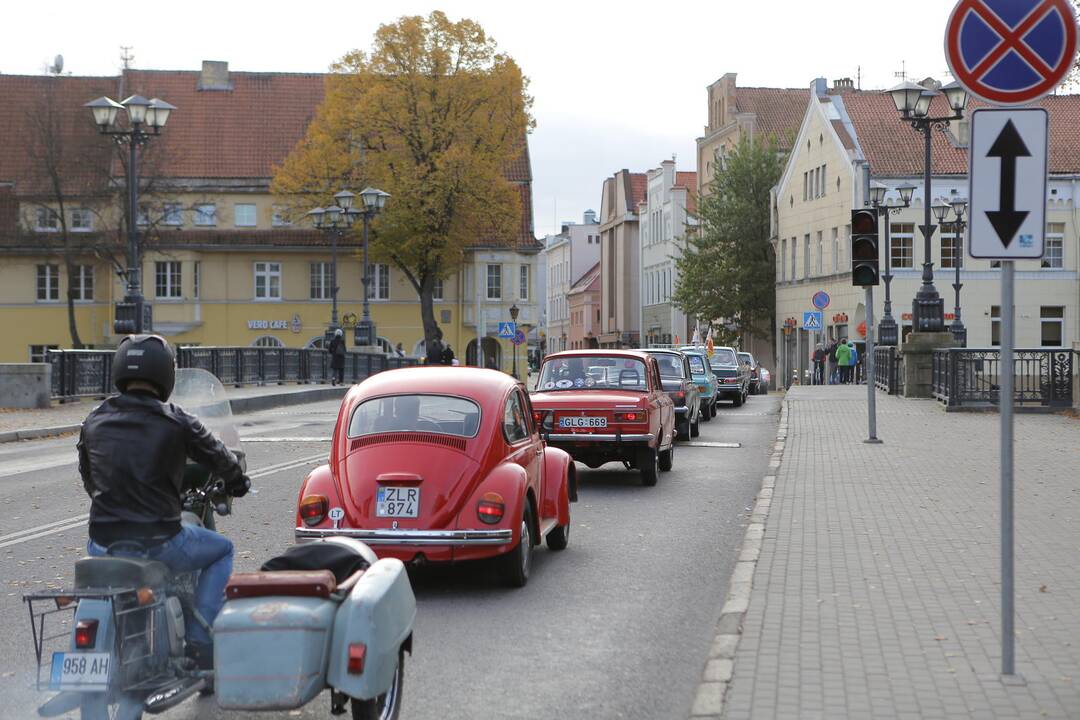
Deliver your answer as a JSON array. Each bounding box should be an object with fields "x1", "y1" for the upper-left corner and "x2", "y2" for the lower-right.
[
  {"x1": 864, "y1": 286, "x2": 881, "y2": 444},
  {"x1": 1000, "y1": 260, "x2": 1015, "y2": 677}
]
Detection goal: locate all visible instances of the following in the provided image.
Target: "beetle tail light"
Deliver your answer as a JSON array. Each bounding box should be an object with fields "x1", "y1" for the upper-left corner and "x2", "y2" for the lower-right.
[
  {"x1": 477, "y1": 492, "x2": 505, "y2": 525},
  {"x1": 299, "y1": 495, "x2": 329, "y2": 527},
  {"x1": 75, "y1": 619, "x2": 98, "y2": 649},
  {"x1": 347, "y1": 643, "x2": 366, "y2": 674}
]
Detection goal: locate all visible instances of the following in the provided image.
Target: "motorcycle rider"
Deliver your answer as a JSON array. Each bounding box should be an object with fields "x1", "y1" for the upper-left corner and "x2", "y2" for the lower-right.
[{"x1": 77, "y1": 334, "x2": 250, "y2": 669}]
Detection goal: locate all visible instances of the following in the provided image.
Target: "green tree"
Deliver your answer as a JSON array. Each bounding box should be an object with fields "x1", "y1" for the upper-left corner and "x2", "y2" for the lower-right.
[
  {"x1": 672, "y1": 136, "x2": 784, "y2": 348},
  {"x1": 273, "y1": 11, "x2": 533, "y2": 349}
]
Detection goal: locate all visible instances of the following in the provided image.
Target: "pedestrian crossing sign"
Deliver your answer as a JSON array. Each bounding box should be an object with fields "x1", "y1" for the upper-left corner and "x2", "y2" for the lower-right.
[
  {"x1": 497, "y1": 322, "x2": 517, "y2": 339},
  {"x1": 803, "y1": 311, "x2": 823, "y2": 331}
]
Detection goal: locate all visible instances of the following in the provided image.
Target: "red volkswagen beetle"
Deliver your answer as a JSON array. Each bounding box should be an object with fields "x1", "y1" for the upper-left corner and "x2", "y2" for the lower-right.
[{"x1": 294, "y1": 367, "x2": 576, "y2": 587}]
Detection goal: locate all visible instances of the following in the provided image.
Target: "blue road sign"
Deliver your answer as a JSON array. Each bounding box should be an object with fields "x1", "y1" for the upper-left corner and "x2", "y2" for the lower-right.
[
  {"x1": 945, "y1": 0, "x2": 1078, "y2": 106},
  {"x1": 498, "y1": 321, "x2": 517, "y2": 339},
  {"x1": 803, "y1": 311, "x2": 823, "y2": 331},
  {"x1": 512, "y1": 329, "x2": 527, "y2": 346},
  {"x1": 812, "y1": 291, "x2": 831, "y2": 310}
]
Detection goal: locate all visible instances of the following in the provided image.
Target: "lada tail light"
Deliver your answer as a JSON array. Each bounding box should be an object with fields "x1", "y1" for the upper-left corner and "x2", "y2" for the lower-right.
[
  {"x1": 477, "y1": 492, "x2": 505, "y2": 524},
  {"x1": 614, "y1": 411, "x2": 647, "y2": 423},
  {"x1": 533, "y1": 410, "x2": 553, "y2": 431},
  {"x1": 299, "y1": 495, "x2": 329, "y2": 526}
]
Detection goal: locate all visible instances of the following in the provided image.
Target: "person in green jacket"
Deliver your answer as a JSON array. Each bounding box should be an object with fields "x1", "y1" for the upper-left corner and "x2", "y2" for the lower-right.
[{"x1": 835, "y1": 339, "x2": 852, "y2": 383}]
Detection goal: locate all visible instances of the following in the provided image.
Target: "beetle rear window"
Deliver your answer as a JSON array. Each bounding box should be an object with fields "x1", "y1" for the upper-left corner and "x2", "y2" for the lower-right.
[{"x1": 348, "y1": 394, "x2": 481, "y2": 438}]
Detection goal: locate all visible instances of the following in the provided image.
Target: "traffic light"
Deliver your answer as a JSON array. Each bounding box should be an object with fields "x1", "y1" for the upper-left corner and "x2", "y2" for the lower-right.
[{"x1": 850, "y1": 208, "x2": 880, "y2": 286}]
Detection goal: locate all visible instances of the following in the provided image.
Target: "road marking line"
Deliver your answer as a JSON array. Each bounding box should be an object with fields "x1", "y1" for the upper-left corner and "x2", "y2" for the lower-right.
[
  {"x1": 1, "y1": 453, "x2": 327, "y2": 550},
  {"x1": 682, "y1": 442, "x2": 742, "y2": 448}
]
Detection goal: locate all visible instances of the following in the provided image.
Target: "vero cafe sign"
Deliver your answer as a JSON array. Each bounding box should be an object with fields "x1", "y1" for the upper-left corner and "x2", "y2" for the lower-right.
[{"x1": 248, "y1": 319, "x2": 289, "y2": 330}]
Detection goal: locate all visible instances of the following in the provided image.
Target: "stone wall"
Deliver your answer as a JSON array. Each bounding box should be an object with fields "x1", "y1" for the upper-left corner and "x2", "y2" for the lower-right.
[{"x1": 0, "y1": 364, "x2": 51, "y2": 409}]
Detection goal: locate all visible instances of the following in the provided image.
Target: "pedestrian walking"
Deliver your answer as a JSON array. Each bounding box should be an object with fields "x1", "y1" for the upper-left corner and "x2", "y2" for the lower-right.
[
  {"x1": 812, "y1": 344, "x2": 826, "y2": 385},
  {"x1": 834, "y1": 338, "x2": 852, "y2": 384},
  {"x1": 328, "y1": 328, "x2": 346, "y2": 386},
  {"x1": 441, "y1": 343, "x2": 455, "y2": 366},
  {"x1": 826, "y1": 340, "x2": 839, "y2": 384},
  {"x1": 394, "y1": 342, "x2": 405, "y2": 358},
  {"x1": 847, "y1": 341, "x2": 859, "y2": 384},
  {"x1": 425, "y1": 334, "x2": 444, "y2": 366}
]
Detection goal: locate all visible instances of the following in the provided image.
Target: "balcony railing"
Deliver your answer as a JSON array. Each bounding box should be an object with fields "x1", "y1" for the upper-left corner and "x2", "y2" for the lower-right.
[
  {"x1": 48, "y1": 347, "x2": 417, "y2": 400},
  {"x1": 873, "y1": 346, "x2": 901, "y2": 395},
  {"x1": 931, "y1": 347, "x2": 1075, "y2": 412}
]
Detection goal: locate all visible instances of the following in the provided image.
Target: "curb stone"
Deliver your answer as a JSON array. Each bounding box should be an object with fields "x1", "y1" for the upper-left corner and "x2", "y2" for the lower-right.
[
  {"x1": 689, "y1": 398, "x2": 788, "y2": 719},
  {"x1": 0, "y1": 386, "x2": 349, "y2": 444}
]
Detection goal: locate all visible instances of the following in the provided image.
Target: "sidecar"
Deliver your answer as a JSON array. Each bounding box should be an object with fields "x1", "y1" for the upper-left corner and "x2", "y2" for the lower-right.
[{"x1": 213, "y1": 537, "x2": 414, "y2": 717}]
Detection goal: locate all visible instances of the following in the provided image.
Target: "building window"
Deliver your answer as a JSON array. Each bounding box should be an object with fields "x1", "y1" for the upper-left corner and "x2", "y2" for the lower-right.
[
  {"x1": 193, "y1": 262, "x2": 201, "y2": 300},
  {"x1": 519, "y1": 264, "x2": 529, "y2": 301},
  {"x1": 802, "y1": 172, "x2": 808, "y2": 202},
  {"x1": 137, "y1": 205, "x2": 151, "y2": 227},
  {"x1": 780, "y1": 238, "x2": 787, "y2": 281},
  {"x1": 816, "y1": 231, "x2": 823, "y2": 275},
  {"x1": 271, "y1": 206, "x2": 290, "y2": 227},
  {"x1": 163, "y1": 203, "x2": 183, "y2": 226},
  {"x1": 1040, "y1": 306, "x2": 1064, "y2": 346},
  {"x1": 821, "y1": 165, "x2": 827, "y2": 196},
  {"x1": 36, "y1": 264, "x2": 59, "y2": 301},
  {"x1": 155, "y1": 261, "x2": 182, "y2": 298},
  {"x1": 29, "y1": 344, "x2": 59, "y2": 363},
  {"x1": 252, "y1": 336, "x2": 285, "y2": 348},
  {"x1": 71, "y1": 264, "x2": 94, "y2": 301},
  {"x1": 890, "y1": 223, "x2": 914, "y2": 268},
  {"x1": 940, "y1": 223, "x2": 963, "y2": 269},
  {"x1": 803, "y1": 234, "x2": 810, "y2": 277},
  {"x1": 35, "y1": 208, "x2": 59, "y2": 232},
  {"x1": 791, "y1": 237, "x2": 797, "y2": 280},
  {"x1": 234, "y1": 204, "x2": 256, "y2": 227},
  {"x1": 70, "y1": 208, "x2": 93, "y2": 232},
  {"x1": 310, "y1": 262, "x2": 332, "y2": 300},
  {"x1": 433, "y1": 277, "x2": 444, "y2": 301},
  {"x1": 194, "y1": 204, "x2": 217, "y2": 226},
  {"x1": 832, "y1": 227, "x2": 839, "y2": 272},
  {"x1": 254, "y1": 261, "x2": 282, "y2": 300},
  {"x1": 1043, "y1": 223, "x2": 1064, "y2": 269},
  {"x1": 487, "y1": 264, "x2": 502, "y2": 300},
  {"x1": 369, "y1": 263, "x2": 390, "y2": 300},
  {"x1": 990, "y1": 305, "x2": 1000, "y2": 347}
]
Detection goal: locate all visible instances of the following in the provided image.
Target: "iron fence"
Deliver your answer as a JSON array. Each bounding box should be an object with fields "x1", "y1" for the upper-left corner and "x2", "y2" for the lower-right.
[
  {"x1": 873, "y1": 347, "x2": 901, "y2": 395},
  {"x1": 931, "y1": 347, "x2": 1074, "y2": 411},
  {"x1": 48, "y1": 347, "x2": 417, "y2": 400}
]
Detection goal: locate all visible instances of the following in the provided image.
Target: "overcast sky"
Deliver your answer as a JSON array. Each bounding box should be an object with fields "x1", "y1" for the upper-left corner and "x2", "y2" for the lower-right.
[{"x1": 3, "y1": 0, "x2": 963, "y2": 237}]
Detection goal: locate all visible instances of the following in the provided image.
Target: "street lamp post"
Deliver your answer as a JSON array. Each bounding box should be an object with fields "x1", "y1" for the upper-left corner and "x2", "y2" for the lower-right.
[
  {"x1": 941, "y1": 198, "x2": 969, "y2": 346},
  {"x1": 869, "y1": 181, "x2": 916, "y2": 346},
  {"x1": 354, "y1": 187, "x2": 390, "y2": 348},
  {"x1": 86, "y1": 95, "x2": 176, "y2": 334},
  {"x1": 509, "y1": 303, "x2": 520, "y2": 379},
  {"x1": 887, "y1": 81, "x2": 968, "y2": 334},
  {"x1": 307, "y1": 190, "x2": 361, "y2": 338}
]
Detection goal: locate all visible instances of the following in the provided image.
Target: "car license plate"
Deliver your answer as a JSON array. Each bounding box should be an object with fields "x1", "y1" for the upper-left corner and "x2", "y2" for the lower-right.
[
  {"x1": 559, "y1": 416, "x2": 607, "y2": 429},
  {"x1": 49, "y1": 652, "x2": 110, "y2": 691},
  {"x1": 376, "y1": 486, "x2": 420, "y2": 518}
]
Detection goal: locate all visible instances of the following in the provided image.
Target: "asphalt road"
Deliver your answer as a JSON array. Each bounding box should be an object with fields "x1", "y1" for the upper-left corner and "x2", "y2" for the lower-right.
[{"x1": 0, "y1": 392, "x2": 780, "y2": 720}]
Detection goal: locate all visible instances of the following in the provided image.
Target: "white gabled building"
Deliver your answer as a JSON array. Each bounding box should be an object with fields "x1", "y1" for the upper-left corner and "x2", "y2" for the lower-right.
[{"x1": 542, "y1": 211, "x2": 601, "y2": 354}]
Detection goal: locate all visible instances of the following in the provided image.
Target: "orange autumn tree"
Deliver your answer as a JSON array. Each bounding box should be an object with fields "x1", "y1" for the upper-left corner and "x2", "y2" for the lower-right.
[{"x1": 272, "y1": 11, "x2": 534, "y2": 349}]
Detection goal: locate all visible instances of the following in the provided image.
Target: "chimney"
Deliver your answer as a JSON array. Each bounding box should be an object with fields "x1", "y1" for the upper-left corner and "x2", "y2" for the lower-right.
[
  {"x1": 198, "y1": 60, "x2": 233, "y2": 91},
  {"x1": 583, "y1": 209, "x2": 597, "y2": 225},
  {"x1": 832, "y1": 78, "x2": 855, "y2": 93},
  {"x1": 812, "y1": 77, "x2": 828, "y2": 97}
]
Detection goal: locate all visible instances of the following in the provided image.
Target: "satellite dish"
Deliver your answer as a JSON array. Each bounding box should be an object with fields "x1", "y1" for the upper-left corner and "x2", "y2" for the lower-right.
[{"x1": 51, "y1": 54, "x2": 63, "y2": 74}]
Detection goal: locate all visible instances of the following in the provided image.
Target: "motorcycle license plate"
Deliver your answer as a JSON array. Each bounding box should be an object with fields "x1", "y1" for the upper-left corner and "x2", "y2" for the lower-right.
[
  {"x1": 559, "y1": 416, "x2": 607, "y2": 428},
  {"x1": 49, "y1": 652, "x2": 110, "y2": 691},
  {"x1": 376, "y1": 486, "x2": 420, "y2": 518}
]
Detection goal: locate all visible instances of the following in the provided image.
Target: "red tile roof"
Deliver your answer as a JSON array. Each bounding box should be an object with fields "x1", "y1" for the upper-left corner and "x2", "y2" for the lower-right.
[
  {"x1": 674, "y1": 171, "x2": 697, "y2": 192},
  {"x1": 733, "y1": 87, "x2": 807, "y2": 147},
  {"x1": 629, "y1": 173, "x2": 648, "y2": 207},
  {"x1": 843, "y1": 91, "x2": 1080, "y2": 176},
  {"x1": 568, "y1": 262, "x2": 601, "y2": 293}
]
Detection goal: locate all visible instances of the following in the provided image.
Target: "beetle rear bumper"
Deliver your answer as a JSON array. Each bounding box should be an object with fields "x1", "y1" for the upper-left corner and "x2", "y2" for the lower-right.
[{"x1": 294, "y1": 527, "x2": 514, "y2": 546}]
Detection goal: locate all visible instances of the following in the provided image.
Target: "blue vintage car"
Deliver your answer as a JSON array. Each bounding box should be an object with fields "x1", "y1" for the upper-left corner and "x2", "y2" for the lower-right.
[{"x1": 679, "y1": 347, "x2": 718, "y2": 420}]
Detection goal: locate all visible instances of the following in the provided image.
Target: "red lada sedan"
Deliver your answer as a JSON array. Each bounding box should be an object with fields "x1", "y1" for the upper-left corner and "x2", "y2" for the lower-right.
[
  {"x1": 530, "y1": 350, "x2": 676, "y2": 486},
  {"x1": 294, "y1": 367, "x2": 576, "y2": 587}
]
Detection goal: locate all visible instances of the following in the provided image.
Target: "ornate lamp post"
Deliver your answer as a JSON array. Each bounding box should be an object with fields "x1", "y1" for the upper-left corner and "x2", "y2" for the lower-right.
[
  {"x1": 868, "y1": 181, "x2": 916, "y2": 346},
  {"x1": 86, "y1": 95, "x2": 176, "y2": 334},
  {"x1": 307, "y1": 190, "x2": 361, "y2": 339},
  {"x1": 887, "y1": 80, "x2": 968, "y2": 334},
  {"x1": 509, "y1": 303, "x2": 520, "y2": 379},
  {"x1": 356, "y1": 187, "x2": 390, "y2": 348},
  {"x1": 938, "y1": 197, "x2": 969, "y2": 346}
]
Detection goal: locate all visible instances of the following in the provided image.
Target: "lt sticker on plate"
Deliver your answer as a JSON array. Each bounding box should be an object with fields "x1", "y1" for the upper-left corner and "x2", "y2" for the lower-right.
[{"x1": 328, "y1": 507, "x2": 344, "y2": 527}]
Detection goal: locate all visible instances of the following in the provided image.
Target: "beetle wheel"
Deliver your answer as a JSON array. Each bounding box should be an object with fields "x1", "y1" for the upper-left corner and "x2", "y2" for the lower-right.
[{"x1": 498, "y1": 504, "x2": 533, "y2": 587}]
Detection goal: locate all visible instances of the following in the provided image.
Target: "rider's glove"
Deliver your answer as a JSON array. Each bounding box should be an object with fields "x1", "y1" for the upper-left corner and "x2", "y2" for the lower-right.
[{"x1": 228, "y1": 474, "x2": 252, "y2": 498}]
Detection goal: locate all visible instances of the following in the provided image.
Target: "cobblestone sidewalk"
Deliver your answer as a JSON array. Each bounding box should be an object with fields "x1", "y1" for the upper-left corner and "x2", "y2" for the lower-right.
[{"x1": 723, "y1": 386, "x2": 1079, "y2": 719}]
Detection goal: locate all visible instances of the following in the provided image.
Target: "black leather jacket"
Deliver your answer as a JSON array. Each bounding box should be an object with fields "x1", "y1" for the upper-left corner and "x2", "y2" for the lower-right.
[{"x1": 78, "y1": 390, "x2": 244, "y2": 545}]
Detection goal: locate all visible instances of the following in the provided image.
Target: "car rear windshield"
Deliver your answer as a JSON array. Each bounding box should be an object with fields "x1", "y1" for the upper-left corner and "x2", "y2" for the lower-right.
[
  {"x1": 348, "y1": 394, "x2": 481, "y2": 438},
  {"x1": 737, "y1": 353, "x2": 754, "y2": 365},
  {"x1": 687, "y1": 355, "x2": 707, "y2": 374},
  {"x1": 711, "y1": 348, "x2": 737, "y2": 366},
  {"x1": 647, "y1": 353, "x2": 686, "y2": 379},
  {"x1": 538, "y1": 356, "x2": 649, "y2": 391}
]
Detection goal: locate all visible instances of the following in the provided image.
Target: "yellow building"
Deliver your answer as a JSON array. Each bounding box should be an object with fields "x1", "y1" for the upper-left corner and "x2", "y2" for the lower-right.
[{"x1": 0, "y1": 62, "x2": 541, "y2": 371}]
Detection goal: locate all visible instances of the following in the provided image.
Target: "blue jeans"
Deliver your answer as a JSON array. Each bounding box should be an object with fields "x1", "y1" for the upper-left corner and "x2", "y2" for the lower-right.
[{"x1": 87, "y1": 525, "x2": 233, "y2": 644}]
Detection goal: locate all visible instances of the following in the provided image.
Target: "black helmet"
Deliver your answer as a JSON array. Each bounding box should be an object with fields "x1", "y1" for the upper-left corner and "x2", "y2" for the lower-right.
[{"x1": 112, "y1": 334, "x2": 176, "y2": 400}]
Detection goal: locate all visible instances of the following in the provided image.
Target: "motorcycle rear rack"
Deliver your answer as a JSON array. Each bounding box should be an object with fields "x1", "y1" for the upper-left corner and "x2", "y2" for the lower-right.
[{"x1": 24, "y1": 588, "x2": 164, "y2": 693}]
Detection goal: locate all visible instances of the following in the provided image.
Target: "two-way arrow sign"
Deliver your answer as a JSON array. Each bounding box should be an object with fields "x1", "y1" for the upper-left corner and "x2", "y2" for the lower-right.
[{"x1": 968, "y1": 108, "x2": 1048, "y2": 259}]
